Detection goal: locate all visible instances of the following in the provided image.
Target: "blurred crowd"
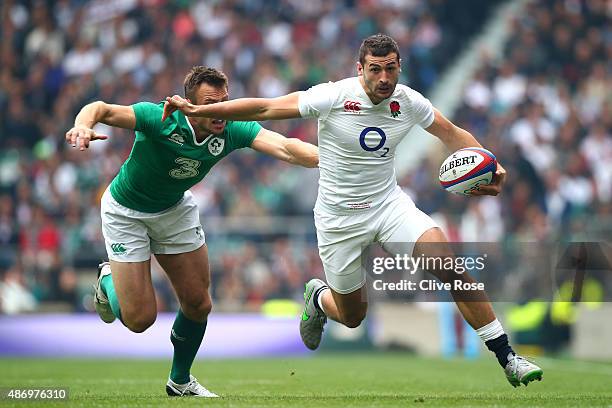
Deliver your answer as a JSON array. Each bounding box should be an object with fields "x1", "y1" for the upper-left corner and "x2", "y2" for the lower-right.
[
  {"x1": 403, "y1": 0, "x2": 610, "y2": 245},
  {"x1": 1, "y1": 0, "x2": 609, "y2": 314}
]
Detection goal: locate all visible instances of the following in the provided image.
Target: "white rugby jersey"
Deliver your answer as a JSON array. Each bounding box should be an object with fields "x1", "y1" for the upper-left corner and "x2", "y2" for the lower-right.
[{"x1": 298, "y1": 77, "x2": 435, "y2": 214}]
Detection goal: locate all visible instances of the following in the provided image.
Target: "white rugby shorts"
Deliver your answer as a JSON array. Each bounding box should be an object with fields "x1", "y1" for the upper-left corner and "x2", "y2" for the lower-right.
[
  {"x1": 101, "y1": 188, "x2": 205, "y2": 262},
  {"x1": 314, "y1": 187, "x2": 438, "y2": 294}
]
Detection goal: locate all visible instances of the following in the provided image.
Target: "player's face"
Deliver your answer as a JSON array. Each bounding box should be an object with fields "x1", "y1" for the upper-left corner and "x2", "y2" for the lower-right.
[
  {"x1": 359, "y1": 53, "x2": 400, "y2": 103},
  {"x1": 192, "y1": 84, "x2": 229, "y2": 135}
]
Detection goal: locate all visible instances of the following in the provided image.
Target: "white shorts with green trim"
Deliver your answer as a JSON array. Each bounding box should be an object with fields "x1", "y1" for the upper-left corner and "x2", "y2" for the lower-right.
[
  {"x1": 101, "y1": 188, "x2": 205, "y2": 262},
  {"x1": 314, "y1": 187, "x2": 438, "y2": 295}
]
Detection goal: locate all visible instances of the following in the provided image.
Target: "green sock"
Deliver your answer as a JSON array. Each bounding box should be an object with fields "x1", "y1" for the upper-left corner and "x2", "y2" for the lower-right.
[
  {"x1": 170, "y1": 310, "x2": 207, "y2": 384},
  {"x1": 100, "y1": 274, "x2": 122, "y2": 321}
]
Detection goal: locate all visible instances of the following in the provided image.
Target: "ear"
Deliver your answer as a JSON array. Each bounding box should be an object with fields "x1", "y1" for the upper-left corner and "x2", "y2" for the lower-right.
[
  {"x1": 357, "y1": 61, "x2": 363, "y2": 76},
  {"x1": 398, "y1": 58, "x2": 402, "y2": 73}
]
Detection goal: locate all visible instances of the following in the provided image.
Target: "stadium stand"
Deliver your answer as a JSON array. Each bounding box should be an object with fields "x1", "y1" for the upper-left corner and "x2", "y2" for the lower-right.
[
  {"x1": 427, "y1": 0, "x2": 610, "y2": 242},
  {"x1": 0, "y1": 0, "x2": 608, "y2": 314}
]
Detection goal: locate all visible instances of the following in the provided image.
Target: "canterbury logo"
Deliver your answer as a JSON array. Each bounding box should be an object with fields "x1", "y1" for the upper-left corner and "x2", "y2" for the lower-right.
[
  {"x1": 168, "y1": 133, "x2": 185, "y2": 146},
  {"x1": 110, "y1": 243, "x2": 126, "y2": 254},
  {"x1": 343, "y1": 100, "x2": 361, "y2": 112}
]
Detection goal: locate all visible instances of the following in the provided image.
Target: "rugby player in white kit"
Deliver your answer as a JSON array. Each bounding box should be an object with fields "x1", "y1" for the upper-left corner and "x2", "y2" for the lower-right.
[{"x1": 162, "y1": 34, "x2": 543, "y2": 387}]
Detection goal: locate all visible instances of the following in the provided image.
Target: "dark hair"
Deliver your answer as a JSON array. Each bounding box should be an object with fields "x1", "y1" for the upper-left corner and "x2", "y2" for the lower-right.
[
  {"x1": 358, "y1": 34, "x2": 400, "y2": 65},
  {"x1": 183, "y1": 66, "x2": 228, "y2": 102}
]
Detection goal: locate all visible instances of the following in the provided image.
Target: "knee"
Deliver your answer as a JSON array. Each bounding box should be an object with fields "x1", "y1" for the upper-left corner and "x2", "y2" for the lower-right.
[
  {"x1": 182, "y1": 297, "x2": 213, "y2": 321},
  {"x1": 341, "y1": 311, "x2": 366, "y2": 329},
  {"x1": 344, "y1": 316, "x2": 365, "y2": 328},
  {"x1": 124, "y1": 312, "x2": 157, "y2": 333}
]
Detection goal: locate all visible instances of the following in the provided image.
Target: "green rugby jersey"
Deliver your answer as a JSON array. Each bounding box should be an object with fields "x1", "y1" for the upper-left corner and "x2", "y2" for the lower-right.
[{"x1": 109, "y1": 101, "x2": 261, "y2": 212}]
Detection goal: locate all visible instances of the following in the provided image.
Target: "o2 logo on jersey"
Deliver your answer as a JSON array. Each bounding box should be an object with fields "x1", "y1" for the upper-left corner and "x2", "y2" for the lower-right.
[
  {"x1": 169, "y1": 157, "x2": 201, "y2": 179},
  {"x1": 359, "y1": 127, "x2": 389, "y2": 157}
]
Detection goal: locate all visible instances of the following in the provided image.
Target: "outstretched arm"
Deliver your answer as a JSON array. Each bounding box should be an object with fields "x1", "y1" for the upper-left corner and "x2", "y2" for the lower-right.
[
  {"x1": 425, "y1": 108, "x2": 506, "y2": 196},
  {"x1": 66, "y1": 102, "x2": 136, "y2": 150},
  {"x1": 162, "y1": 93, "x2": 302, "y2": 122},
  {"x1": 251, "y1": 128, "x2": 318, "y2": 168}
]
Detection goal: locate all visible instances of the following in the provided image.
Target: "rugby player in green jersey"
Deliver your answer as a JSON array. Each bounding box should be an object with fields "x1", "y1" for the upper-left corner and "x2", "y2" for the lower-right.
[{"x1": 65, "y1": 66, "x2": 318, "y2": 397}]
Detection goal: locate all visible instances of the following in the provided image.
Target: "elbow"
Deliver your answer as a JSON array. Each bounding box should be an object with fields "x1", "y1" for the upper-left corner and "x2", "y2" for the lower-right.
[
  {"x1": 305, "y1": 157, "x2": 319, "y2": 168},
  {"x1": 297, "y1": 153, "x2": 319, "y2": 168},
  {"x1": 286, "y1": 154, "x2": 313, "y2": 168},
  {"x1": 284, "y1": 139, "x2": 319, "y2": 168},
  {"x1": 445, "y1": 123, "x2": 459, "y2": 140},
  {"x1": 91, "y1": 100, "x2": 108, "y2": 110},
  {"x1": 256, "y1": 105, "x2": 272, "y2": 121},
  {"x1": 292, "y1": 158, "x2": 318, "y2": 168},
  {"x1": 91, "y1": 100, "x2": 111, "y2": 118},
  {"x1": 284, "y1": 151, "x2": 317, "y2": 168},
  {"x1": 437, "y1": 123, "x2": 460, "y2": 146}
]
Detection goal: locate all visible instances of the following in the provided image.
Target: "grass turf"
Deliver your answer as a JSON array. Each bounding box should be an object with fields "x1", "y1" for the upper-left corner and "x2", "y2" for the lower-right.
[{"x1": 1, "y1": 353, "x2": 611, "y2": 407}]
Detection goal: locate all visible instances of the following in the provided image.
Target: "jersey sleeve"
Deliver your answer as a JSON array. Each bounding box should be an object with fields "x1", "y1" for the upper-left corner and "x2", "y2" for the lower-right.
[
  {"x1": 409, "y1": 89, "x2": 435, "y2": 128},
  {"x1": 227, "y1": 121, "x2": 262, "y2": 149},
  {"x1": 132, "y1": 102, "x2": 164, "y2": 135},
  {"x1": 297, "y1": 82, "x2": 337, "y2": 120}
]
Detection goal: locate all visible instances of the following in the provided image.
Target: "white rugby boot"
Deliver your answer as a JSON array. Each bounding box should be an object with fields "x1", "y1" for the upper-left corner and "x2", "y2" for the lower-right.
[
  {"x1": 504, "y1": 353, "x2": 543, "y2": 387},
  {"x1": 166, "y1": 375, "x2": 219, "y2": 397}
]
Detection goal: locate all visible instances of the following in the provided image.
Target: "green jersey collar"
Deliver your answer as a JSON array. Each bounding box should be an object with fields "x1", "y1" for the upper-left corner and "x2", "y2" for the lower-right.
[{"x1": 184, "y1": 115, "x2": 212, "y2": 146}]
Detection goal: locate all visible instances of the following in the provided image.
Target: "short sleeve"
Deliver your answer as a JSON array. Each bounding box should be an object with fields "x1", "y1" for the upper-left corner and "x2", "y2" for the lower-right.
[
  {"x1": 132, "y1": 102, "x2": 163, "y2": 135},
  {"x1": 298, "y1": 82, "x2": 337, "y2": 119},
  {"x1": 227, "y1": 121, "x2": 262, "y2": 149},
  {"x1": 410, "y1": 90, "x2": 435, "y2": 128}
]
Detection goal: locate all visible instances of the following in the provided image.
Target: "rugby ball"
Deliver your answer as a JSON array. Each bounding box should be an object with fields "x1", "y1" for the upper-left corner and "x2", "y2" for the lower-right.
[{"x1": 439, "y1": 147, "x2": 497, "y2": 195}]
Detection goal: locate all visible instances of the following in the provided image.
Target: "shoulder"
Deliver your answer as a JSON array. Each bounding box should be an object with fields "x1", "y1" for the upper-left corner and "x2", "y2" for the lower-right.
[
  {"x1": 394, "y1": 84, "x2": 423, "y2": 100},
  {"x1": 394, "y1": 84, "x2": 435, "y2": 126},
  {"x1": 336, "y1": 77, "x2": 363, "y2": 95},
  {"x1": 224, "y1": 120, "x2": 262, "y2": 148},
  {"x1": 305, "y1": 80, "x2": 342, "y2": 96},
  {"x1": 337, "y1": 77, "x2": 360, "y2": 88},
  {"x1": 306, "y1": 77, "x2": 365, "y2": 95},
  {"x1": 299, "y1": 81, "x2": 346, "y2": 119},
  {"x1": 303, "y1": 77, "x2": 360, "y2": 103},
  {"x1": 132, "y1": 101, "x2": 168, "y2": 122},
  {"x1": 132, "y1": 101, "x2": 164, "y2": 114},
  {"x1": 224, "y1": 120, "x2": 261, "y2": 133},
  {"x1": 394, "y1": 84, "x2": 432, "y2": 108},
  {"x1": 132, "y1": 101, "x2": 171, "y2": 134}
]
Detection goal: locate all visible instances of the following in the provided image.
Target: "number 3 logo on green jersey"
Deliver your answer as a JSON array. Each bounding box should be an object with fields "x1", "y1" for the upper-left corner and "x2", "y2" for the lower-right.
[{"x1": 169, "y1": 157, "x2": 201, "y2": 179}]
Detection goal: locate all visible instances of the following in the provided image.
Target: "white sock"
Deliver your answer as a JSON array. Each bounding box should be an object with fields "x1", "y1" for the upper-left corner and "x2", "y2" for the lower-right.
[
  {"x1": 475, "y1": 318, "x2": 505, "y2": 342},
  {"x1": 316, "y1": 288, "x2": 328, "y2": 314}
]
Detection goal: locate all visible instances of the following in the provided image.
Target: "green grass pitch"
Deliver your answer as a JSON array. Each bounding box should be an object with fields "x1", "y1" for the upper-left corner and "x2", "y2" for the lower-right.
[{"x1": 1, "y1": 353, "x2": 611, "y2": 407}]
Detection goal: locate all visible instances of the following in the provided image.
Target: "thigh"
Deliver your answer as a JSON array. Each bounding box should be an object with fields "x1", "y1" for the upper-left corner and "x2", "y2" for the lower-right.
[
  {"x1": 413, "y1": 227, "x2": 456, "y2": 281},
  {"x1": 414, "y1": 228, "x2": 487, "y2": 303},
  {"x1": 155, "y1": 244, "x2": 210, "y2": 308},
  {"x1": 101, "y1": 188, "x2": 151, "y2": 262},
  {"x1": 315, "y1": 210, "x2": 372, "y2": 295},
  {"x1": 148, "y1": 191, "x2": 206, "y2": 256},
  {"x1": 378, "y1": 193, "x2": 439, "y2": 257},
  {"x1": 413, "y1": 227, "x2": 453, "y2": 256},
  {"x1": 109, "y1": 259, "x2": 157, "y2": 318}
]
